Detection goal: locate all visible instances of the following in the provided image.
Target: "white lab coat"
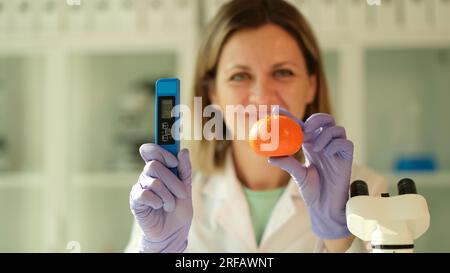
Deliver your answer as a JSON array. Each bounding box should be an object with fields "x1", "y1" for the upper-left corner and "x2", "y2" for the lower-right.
[{"x1": 125, "y1": 151, "x2": 387, "y2": 253}]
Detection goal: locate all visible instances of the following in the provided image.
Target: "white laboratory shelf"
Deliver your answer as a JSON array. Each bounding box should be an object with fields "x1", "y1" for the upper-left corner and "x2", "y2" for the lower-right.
[
  {"x1": 0, "y1": 172, "x2": 138, "y2": 189},
  {"x1": 317, "y1": 31, "x2": 450, "y2": 50},
  {"x1": 0, "y1": 0, "x2": 197, "y2": 253},
  {"x1": 71, "y1": 171, "x2": 450, "y2": 189},
  {"x1": 0, "y1": 32, "x2": 193, "y2": 51},
  {"x1": 0, "y1": 173, "x2": 44, "y2": 189},
  {"x1": 71, "y1": 172, "x2": 138, "y2": 189},
  {"x1": 385, "y1": 171, "x2": 450, "y2": 188},
  {"x1": 3, "y1": 171, "x2": 446, "y2": 189}
]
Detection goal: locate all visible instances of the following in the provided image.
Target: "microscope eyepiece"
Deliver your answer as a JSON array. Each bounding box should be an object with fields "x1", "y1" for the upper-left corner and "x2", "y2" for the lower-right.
[
  {"x1": 398, "y1": 178, "x2": 417, "y2": 195},
  {"x1": 350, "y1": 180, "x2": 369, "y2": 197}
]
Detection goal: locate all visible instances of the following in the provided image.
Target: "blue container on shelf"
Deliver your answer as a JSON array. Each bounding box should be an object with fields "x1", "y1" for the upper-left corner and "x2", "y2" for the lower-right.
[{"x1": 394, "y1": 155, "x2": 437, "y2": 172}]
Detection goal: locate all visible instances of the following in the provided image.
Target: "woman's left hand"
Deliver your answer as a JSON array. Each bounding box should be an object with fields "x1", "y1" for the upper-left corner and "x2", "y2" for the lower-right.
[{"x1": 268, "y1": 113, "x2": 353, "y2": 240}]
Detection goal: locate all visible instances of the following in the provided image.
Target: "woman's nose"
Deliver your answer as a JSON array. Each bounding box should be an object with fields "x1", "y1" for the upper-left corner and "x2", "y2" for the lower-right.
[{"x1": 248, "y1": 77, "x2": 277, "y2": 105}]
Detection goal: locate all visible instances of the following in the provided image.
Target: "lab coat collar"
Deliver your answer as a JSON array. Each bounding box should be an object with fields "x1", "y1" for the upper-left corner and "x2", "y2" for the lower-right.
[
  {"x1": 206, "y1": 152, "x2": 257, "y2": 250},
  {"x1": 260, "y1": 178, "x2": 301, "y2": 249},
  {"x1": 202, "y1": 151, "x2": 303, "y2": 251}
]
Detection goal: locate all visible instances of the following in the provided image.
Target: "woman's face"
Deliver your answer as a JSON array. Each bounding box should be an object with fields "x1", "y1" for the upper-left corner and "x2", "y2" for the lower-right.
[{"x1": 210, "y1": 23, "x2": 317, "y2": 139}]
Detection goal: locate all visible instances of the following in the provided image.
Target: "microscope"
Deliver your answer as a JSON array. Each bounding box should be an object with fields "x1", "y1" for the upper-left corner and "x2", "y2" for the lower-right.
[{"x1": 346, "y1": 178, "x2": 430, "y2": 253}]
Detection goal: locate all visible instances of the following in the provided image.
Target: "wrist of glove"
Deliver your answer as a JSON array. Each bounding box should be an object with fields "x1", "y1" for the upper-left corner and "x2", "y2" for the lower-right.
[
  {"x1": 306, "y1": 202, "x2": 352, "y2": 240},
  {"x1": 269, "y1": 112, "x2": 353, "y2": 240},
  {"x1": 140, "y1": 226, "x2": 190, "y2": 253}
]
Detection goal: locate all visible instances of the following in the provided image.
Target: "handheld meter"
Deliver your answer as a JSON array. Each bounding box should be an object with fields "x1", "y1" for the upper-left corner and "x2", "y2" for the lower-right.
[{"x1": 155, "y1": 78, "x2": 180, "y2": 176}]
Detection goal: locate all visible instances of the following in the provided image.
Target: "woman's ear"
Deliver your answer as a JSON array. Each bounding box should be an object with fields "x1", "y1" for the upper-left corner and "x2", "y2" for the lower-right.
[{"x1": 306, "y1": 74, "x2": 317, "y2": 104}]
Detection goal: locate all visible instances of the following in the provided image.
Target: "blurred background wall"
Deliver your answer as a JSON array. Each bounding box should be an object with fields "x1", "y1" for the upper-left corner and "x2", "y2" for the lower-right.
[{"x1": 0, "y1": 0, "x2": 449, "y2": 252}]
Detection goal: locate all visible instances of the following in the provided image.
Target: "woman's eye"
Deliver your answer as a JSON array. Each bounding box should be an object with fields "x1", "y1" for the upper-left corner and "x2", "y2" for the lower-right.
[
  {"x1": 230, "y1": 73, "x2": 250, "y2": 82},
  {"x1": 274, "y1": 69, "x2": 294, "y2": 78}
]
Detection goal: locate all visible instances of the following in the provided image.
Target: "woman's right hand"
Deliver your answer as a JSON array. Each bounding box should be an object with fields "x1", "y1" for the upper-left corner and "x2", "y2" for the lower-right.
[{"x1": 129, "y1": 143, "x2": 193, "y2": 253}]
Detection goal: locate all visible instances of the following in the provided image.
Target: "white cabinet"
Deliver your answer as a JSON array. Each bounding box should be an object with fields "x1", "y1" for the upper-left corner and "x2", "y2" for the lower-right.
[
  {"x1": 68, "y1": 52, "x2": 177, "y2": 172},
  {"x1": 204, "y1": 0, "x2": 230, "y2": 24},
  {"x1": 0, "y1": 186, "x2": 47, "y2": 252},
  {"x1": 38, "y1": 0, "x2": 61, "y2": 35},
  {"x1": 0, "y1": 0, "x2": 10, "y2": 35},
  {"x1": 9, "y1": 0, "x2": 36, "y2": 34},
  {"x1": 346, "y1": 0, "x2": 367, "y2": 31},
  {"x1": 0, "y1": 63, "x2": 8, "y2": 171},
  {"x1": 64, "y1": 0, "x2": 91, "y2": 33},
  {"x1": 141, "y1": 0, "x2": 196, "y2": 33},
  {"x1": 0, "y1": 56, "x2": 47, "y2": 251},
  {"x1": 365, "y1": 49, "x2": 450, "y2": 173},
  {"x1": 91, "y1": 0, "x2": 137, "y2": 33},
  {"x1": 0, "y1": 0, "x2": 197, "y2": 252},
  {"x1": 0, "y1": 57, "x2": 44, "y2": 173},
  {"x1": 113, "y1": 0, "x2": 137, "y2": 33},
  {"x1": 364, "y1": 48, "x2": 450, "y2": 251},
  {"x1": 323, "y1": 51, "x2": 340, "y2": 116},
  {"x1": 435, "y1": 0, "x2": 450, "y2": 30},
  {"x1": 0, "y1": 0, "x2": 449, "y2": 253},
  {"x1": 92, "y1": 0, "x2": 115, "y2": 33},
  {"x1": 366, "y1": 0, "x2": 401, "y2": 30},
  {"x1": 64, "y1": 50, "x2": 188, "y2": 251},
  {"x1": 170, "y1": 0, "x2": 196, "y2": 31},
  {"x1": 404, "y1": 0, "x2": 433, "y2": 30},
  {"x1": 417, "y1": 185, "x2": 450, "y2": 252},
  {"x1": 318, "y1": 0, "x2": 345, "y2": 31},
  {"x1": 66, "y1": 174, "x2": 135, "y2": 252},
  {"x1": 143, "y1": 0, "x2": 170, "y2": 33}
]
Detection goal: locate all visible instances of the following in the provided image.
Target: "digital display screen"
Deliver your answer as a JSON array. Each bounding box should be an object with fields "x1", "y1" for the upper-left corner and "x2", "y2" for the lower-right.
[
  {"x1": 158, "y1": 96, "x2": 175, "y2": 145},
  {"x1": 161, "y1": 98, "x2": 173, "y2": 119}
]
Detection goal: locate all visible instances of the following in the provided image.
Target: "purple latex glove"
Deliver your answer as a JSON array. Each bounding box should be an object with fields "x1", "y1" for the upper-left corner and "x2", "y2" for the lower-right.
[
  {"x1": 268, "y1": 112, "x2": 353, "y2": 239},
  {"x1": 129, "y1": 143, "x2": 193, "y2": 253}
]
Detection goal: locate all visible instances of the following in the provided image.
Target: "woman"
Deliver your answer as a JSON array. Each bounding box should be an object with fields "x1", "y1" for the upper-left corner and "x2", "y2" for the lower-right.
[{"x1": 126, "y1": 0, "x2": 386, "y2": 253}]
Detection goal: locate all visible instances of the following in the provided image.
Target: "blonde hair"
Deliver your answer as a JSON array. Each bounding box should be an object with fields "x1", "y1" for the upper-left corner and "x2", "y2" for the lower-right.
[{"x1": 190, "y1": 0, "x2": 332, "y2": 175}]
